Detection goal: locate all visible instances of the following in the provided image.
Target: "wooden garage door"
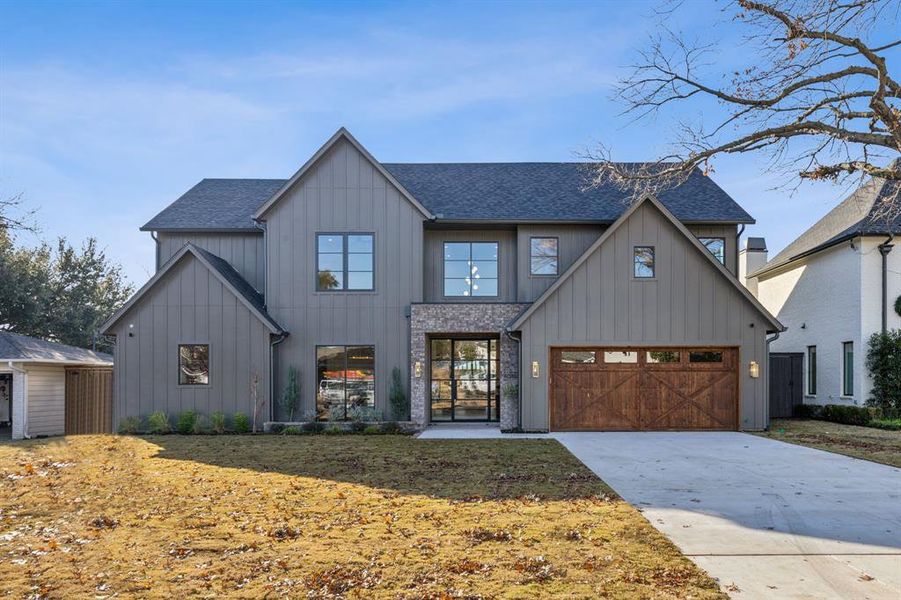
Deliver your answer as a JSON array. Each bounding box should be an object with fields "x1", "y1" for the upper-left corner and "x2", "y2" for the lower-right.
[{"x1": 550, "y1": 348, "x2": 738, "y2": 431}]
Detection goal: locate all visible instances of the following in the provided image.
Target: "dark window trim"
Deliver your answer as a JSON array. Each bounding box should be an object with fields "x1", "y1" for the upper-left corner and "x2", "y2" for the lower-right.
[
  {"x1": 315, "y1": 344, "x2": 376, "y2": 420},
  {"x1": 315, "y1": 232, "x2": 376, "y2": 292},
  {"x1": 698, "y1": 236, "x2": 726, "y2": 264},
  {"x1": 807, "y1": 345, "x2": 817, "y2": 396},
  {"x1": 529, "y1": 236, "x2": 559, "y2": 277},
  {"x1": 428, "y1": 337, "x2": 500, "y2": 423},
  {"x1": 633, "y1": 245, "x2": 656, "y2": 279},
  {"x1": 841, "y1": 341, "x2": 854, "y2": 397},
  {"x1": 442, "y1": 240, "x2": 500, "y2": 299},
  {"x1": 177, "y1": 343, "x2": 210, "y2": 387}
]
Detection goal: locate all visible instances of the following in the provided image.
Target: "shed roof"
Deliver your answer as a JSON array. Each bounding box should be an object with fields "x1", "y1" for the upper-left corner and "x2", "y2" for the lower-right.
[{"x1": 0, "y1": 331, "x2": 112, "y2": 364}]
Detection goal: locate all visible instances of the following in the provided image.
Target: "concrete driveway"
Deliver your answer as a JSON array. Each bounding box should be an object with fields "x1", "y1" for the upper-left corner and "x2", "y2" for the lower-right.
[{"x1": 553, "y1": 432, "x2": 901, "y2": 599}]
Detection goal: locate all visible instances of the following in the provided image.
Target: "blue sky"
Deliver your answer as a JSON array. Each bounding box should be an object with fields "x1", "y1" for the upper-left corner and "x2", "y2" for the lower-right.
[{"x1": 0, "y1": 0, "x2": 889, "y2": 283}]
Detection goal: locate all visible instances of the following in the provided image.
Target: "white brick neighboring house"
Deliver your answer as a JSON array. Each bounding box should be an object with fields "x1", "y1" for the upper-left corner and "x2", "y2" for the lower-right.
[{"x1": 744, "y1": 174, "x2": 901, "y2": 407}]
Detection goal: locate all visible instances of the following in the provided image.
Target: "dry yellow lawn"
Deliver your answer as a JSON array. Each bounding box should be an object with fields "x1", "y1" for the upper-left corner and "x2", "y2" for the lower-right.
[
  {"x1": 0, "y1": 435, "x2": 723, "y2": 599},
  {"x1": 758, "y1": 418, "x2": 901, "y2": 468}
]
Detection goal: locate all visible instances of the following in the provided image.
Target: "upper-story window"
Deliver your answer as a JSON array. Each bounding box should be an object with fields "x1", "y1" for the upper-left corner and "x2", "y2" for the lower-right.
[
  {"x1": 633, "y1": 246, "x2": 655, "y2": 278},
  {"x1": 444, "y1": 242, "x2": 498, "y2": 297},
  {"x1": 699, "y1": 237, "x2": 726, "y2": 264},
  {"x1": 317, "y1": 233, "x2": 374, "y2": 291},
  {"x1": 530, "y1": 237, "x2": 559, "y2": 276}
]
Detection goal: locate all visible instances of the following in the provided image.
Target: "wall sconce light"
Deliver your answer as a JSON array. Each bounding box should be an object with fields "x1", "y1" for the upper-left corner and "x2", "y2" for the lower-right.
[
  {"x1": 531, "y1": 361, "x2": 540, "y2": 378},
  {"x1": 414, "y1": 361, "x2": 422, "y2": 378},
  {"x1": 749, "y1": 361, "x2": 760, "y2": 378}
]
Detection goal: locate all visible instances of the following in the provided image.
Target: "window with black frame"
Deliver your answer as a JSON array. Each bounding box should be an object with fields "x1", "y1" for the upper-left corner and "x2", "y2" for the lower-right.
[
  {"x1": 530, "y1": 237, "x2": 558, "y2": 275},
  {"x1": 316, "y1": 345, "x2": 375, "y2": 420},
  {"x1": 633, "y1": 246, "x2": 655, "y2": 278},
  {"x1": 443, "y1": 242, "x2": 498, "y2": 297},
  {"x1": 316, "y1": 234, "x2": 374, "y2": 291},
  {"x1": 178, "y1": 344, "x2": 209, "y2": 385},
  {"x1": 699, "y1": 237, "x2": 726, "y2": 264}
]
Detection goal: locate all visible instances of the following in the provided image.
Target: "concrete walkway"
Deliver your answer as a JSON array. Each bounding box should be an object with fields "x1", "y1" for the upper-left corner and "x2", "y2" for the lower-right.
[{"x1": 418, "y1": 427, "x2": 901, "y2": 599}]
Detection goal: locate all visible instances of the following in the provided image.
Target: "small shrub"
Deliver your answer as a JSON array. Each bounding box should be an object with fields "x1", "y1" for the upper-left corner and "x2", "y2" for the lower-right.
[
  {"x1": 269, "y1": 423, "x2": 285, "y2": 434},
  {"x1": 192, "y1": 414, "x2": 211, "y2": 434},
  {"x1": 793, "y1": 403, "x2": 822, "y2": 419},
  {"x1": 301, "y1": 421, "x2": 324, "y2": 434},
  {"x1": 349, "y1": 421, "x2": 367, "y2": 433},
  {"x1": 283, "y1": 426, "x2": 302, "y2": 435},
  {"x1": 866, "y1": 330, "x2": 901, "y2": 412},
  {"x1": 233, "y1": 412, "x2": 250, "y2": 434},
  {"x1": 210, "y1": 411, "x2": 227, "y2": 434},
  {"x1": 389, "y1": 366, "x2": 407, "y2": 420},
  {"x1": 147, "y1": 411, "x2": 172, "y2": 434},
  {"x1": 279, "y1": 366, "x2": 300, "y2": 421},
  {"x1": 380, "y1": 421, "x2": 401, "y2": 434},
  {"x1": 363, "y1": 425, "x2": 381, "y2": 435},
  {"x1": 177, "y1": 410, "x2": 198, "y2": 434},
  {"x1": 328, "y1": 404, "x2": 346, "y2": 422},
  {"x1": 869, "y1": 418, "x2": 901, "y2": 431},
  {"x1": 118, "y1": 416, "x2": 141, "y2": 434},
  {"x1": 821, "y1": 404, "x2": 872, "y2": 426},
  {"x1": 347, "y1": 405, "x2": 382, "y2": 422},
  {"x1": 323, "y1": 425, "x2": 343, "y2": 435}
]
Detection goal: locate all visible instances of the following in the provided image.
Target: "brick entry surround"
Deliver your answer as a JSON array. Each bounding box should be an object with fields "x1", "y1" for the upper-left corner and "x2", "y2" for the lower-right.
[{"x1": 409, "y1": 303, "x2": 529, "y2": 431}]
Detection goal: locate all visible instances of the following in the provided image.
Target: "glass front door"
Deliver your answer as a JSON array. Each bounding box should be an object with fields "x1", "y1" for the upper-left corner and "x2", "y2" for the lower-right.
[{"x1": 430, "y1": 338, "x2": 499, "y2": 421}]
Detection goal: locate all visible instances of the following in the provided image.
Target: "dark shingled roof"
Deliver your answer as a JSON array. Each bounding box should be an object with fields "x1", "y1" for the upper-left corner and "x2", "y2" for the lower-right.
[
  {"x1": 142, "y1": 164, "x2": 753, "y2": 230},
  {"x1": 188, "y1": 245, "x2": 285, "y2": 334},
  {"x1": 142, "y1": 179, "x2": 285, "y2": 231},
  {"x1": 383, "y1": 163, "x2": 753, "y2": 222},
  {"x1": 753, "y1": 174, "x2": 901, "y2": 277},
  {"x1": 0, "y1": 331, "x2": 112, "y2": 364}
]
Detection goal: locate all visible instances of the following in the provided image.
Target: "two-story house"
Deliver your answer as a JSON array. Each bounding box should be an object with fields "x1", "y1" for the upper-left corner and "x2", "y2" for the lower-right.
[{"x1": 101, "y1": 128, "x2": 782, "y2": 432}]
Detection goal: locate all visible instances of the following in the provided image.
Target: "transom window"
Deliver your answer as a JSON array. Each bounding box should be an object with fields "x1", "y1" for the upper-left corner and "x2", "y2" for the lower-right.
[
  {"x1": 690, "y1": 351, "x2": 723, "y2": 363},
  {"x1": 530, "y1": 237, "x2": 559, "y2": 275},
  {"x1": 842, "y1": 342, "x2": 854, "y2": 396},
  {"x1": 699, "y1": 237, "x2": 726, "y2": 264},
  {"x1": 316, "y1": 345, "x2": 375, "y2": 420},
  {"x1": 178, "y1": 344, "x2": 209, "y2": 385},
  {"x1": 604, "y1": 351, "x2": 638, "y2": 364},
  {"x1": 647, "y1": 350, "x2": 681, "y2": 363},
  {"x1": 317, "y1": 233, "x2": 374, "y2": 291},
  {"x1": 443, "y1": 242, "x2": 498, "y2": 297},
  {"x1": 633, "y1": 246, "x2": 655, "y2": 278}
]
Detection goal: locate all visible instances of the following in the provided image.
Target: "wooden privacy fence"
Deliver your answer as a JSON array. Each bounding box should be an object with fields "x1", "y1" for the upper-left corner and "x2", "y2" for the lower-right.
[{"x1": 65, "y1": 367, "x2": 113, "y2": 434}]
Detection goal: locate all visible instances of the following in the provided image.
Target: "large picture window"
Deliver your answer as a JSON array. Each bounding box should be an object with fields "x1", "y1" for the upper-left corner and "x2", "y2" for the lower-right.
[
  {"x1": 316, "y1": 345, "x2": 375, "y2": 420},
  {"x1": 443, "y1": 242, "x2": 498, "y2": 297},
  {"x1": 699, "y1": 237, "x2": 726, "y2": 264},
  {"x1": 317, "y1": 233, "x2": 374, "y2": 291},
  {"x1": 530, "y1": 237, "x2": 559, "y2": 275},
  {"x1": 178, "y1": 344, "x2": 209, "y2": 385},
  {"x1": 842, "y1": 342, "x2": 854, "y2": 396},
  {"x1": 807, "y1": 346, "x2": 817, "y2": 395}
]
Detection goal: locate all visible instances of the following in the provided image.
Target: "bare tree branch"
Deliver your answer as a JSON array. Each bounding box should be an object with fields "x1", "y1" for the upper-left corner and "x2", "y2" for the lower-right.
[{"x1": 591, "y1": 0, "x2": 901, "y2": 208}]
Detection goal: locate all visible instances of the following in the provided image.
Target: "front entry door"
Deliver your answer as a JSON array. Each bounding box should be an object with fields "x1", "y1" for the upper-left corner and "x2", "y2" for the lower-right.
[{"x1": 430, "y1": 338, "x2": 499, "y2": 422}]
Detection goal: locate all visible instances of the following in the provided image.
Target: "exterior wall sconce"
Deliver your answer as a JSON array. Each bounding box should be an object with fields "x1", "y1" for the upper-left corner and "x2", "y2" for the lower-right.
[
  {"x1": 531, "y1": 361, "x2": 540, "y2": 378},
  {"x1": 414, "y1": 361, "x2": 422, "y2": 378},
  {"x1": 749, "y1": 361, "x2": 760, "y2": 378}
]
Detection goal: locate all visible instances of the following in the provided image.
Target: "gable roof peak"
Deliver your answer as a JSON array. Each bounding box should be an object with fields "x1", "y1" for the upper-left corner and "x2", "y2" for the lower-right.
[{"x1": 252, "y1": 127, "x2": 432, "y2": 221}]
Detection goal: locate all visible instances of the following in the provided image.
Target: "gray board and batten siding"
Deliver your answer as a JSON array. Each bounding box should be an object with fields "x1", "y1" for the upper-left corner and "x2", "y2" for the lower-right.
[
  {"x1": 257, "y1": 137, "x2": 426, "y2": 420},
  {"x1": 515, "y1": 199, "x2": 777, "y2": 431},
  {"x1": 106, "y1": 251, "x2": 274, "y2": 425}
]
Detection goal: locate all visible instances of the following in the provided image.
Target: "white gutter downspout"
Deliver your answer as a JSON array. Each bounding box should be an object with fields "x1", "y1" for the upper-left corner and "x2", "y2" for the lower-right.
[{"x1": 8, "y1": 362, "x2": 27, "y2": 439}]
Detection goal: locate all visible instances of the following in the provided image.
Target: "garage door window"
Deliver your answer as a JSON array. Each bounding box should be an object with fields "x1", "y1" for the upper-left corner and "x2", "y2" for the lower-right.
[
  {"x1": 604, "y1": 351, "x2": 638, "y2": 363},
  {"x1": 689, "y1": 351, "x2": 723, "y2": 363},
  {"x1": 647, "y1": 350, "x2": 681, "y2": 363},
  {"x1": 561, "y1": 351, "x2": 596, "y2": 364}
]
